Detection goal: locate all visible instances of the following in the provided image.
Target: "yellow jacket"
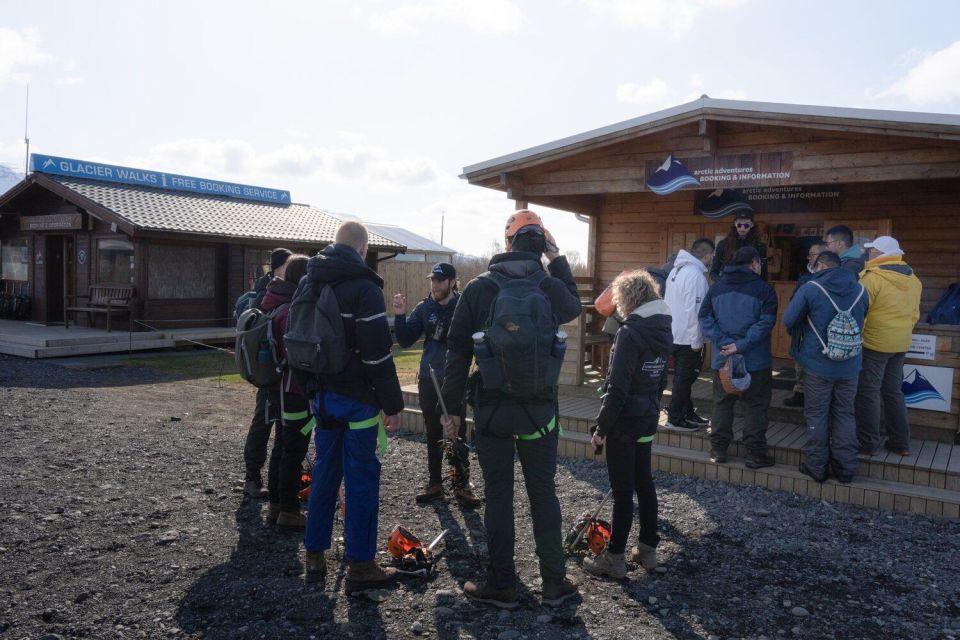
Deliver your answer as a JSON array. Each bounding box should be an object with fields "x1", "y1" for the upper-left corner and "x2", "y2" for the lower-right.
[{"x1": 859, "y1": 255, "x2": 922, "y2": 353}]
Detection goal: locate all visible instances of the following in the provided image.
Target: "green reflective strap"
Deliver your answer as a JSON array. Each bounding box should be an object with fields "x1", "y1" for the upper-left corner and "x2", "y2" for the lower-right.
[
  {"x1": 516, "y1": 416, "x2": 557, "y2": 441},
  {"x1": 283, "y1": 410, "x2": 309, "y2": 421},
  {"x1": 299, "y1": 417, "x2": 317, "y2": 436},
  {"x1": 349, "y1": 414, "x2": 388, "y2": 456},
  {"x1": 636, "y1": 434, "x2": 655, "y2": 444}
]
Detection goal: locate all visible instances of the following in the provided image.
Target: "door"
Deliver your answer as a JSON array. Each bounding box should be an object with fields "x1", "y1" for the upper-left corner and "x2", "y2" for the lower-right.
[
  {"x1": 44, "y1": 236, "x2": 74, "y2": 324},
  {"x1": 772, "y1": 282, "x2": 795, "y2": 359}
]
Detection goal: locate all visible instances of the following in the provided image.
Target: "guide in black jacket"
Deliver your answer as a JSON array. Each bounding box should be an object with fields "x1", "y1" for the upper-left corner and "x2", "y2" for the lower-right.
[
  {"x1": 440, "y1": 210, "x2": 581, "y2": 608},
  {"x1": 584, "y1": 270, "x2": 672, "y2": 580}
]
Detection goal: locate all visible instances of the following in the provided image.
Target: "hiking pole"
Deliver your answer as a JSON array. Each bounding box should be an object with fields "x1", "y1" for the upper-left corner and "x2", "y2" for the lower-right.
[
  {"x1": 567, "y1": 489, "x2": 613, "y2": 553},
  {"x1": 428, "y1": 365, "x2": 451, "y2": 422}
]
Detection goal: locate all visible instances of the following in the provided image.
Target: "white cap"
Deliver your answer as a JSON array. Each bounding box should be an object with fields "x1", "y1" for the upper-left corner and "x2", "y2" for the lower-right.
[{"x1": 864, "y1": 235, "x2": 904, "y2": 257}]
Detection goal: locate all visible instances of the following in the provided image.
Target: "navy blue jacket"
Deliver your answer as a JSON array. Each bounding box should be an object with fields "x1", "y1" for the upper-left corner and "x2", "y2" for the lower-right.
[
  {"x1": 304, "y1": 243, "x2": 403, "y2": 418},
  {"x1": 783, "y1": 266, "x2": 869, "y2": 380},
  {"x1": 394, "y1": 292, "x2": 459, "y2": 383},
  {"x1": 699, "y1": 265, "x2": 778, "y2": 371}
]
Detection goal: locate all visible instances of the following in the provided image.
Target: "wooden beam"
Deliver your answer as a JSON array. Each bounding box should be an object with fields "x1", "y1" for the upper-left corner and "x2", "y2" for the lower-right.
[
  {"x1": 500, "y1": 172, "x2": 525, "y2": 200},
  {"x1": 699, "y1": 118, "x2": 718, "y2": 155}
]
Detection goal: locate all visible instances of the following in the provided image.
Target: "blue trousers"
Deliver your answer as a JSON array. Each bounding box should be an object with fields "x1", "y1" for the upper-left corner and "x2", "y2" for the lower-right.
[
  {"x1": 303, "y1": 421, "x2": 380, "y2": 562},
  {"x1": 802, "y1": 372, "x2": 859, "y2": 479}
]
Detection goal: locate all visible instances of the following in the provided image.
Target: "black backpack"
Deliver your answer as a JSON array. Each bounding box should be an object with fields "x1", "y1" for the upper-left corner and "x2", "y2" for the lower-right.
[
  {"x1": 235, "y1": 304, "x2": 288, "y2": 388},
  {"x1": 927, "y1": 283, "x2": 960, "y2": 325},
  {"x1": 283, "y1": 279, "x2": 350, "y2": 376},
  {"x1": 474, "y1": 270, "x2": 563, "y2": 399}
]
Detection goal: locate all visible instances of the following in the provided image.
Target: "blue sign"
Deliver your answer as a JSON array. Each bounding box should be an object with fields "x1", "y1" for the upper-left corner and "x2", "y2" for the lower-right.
[{"x1": 31, "y1": 154, "x2": 291, "y2": 205}]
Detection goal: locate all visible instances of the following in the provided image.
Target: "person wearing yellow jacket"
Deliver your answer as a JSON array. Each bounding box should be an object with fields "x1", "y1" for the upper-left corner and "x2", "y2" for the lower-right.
[{"x1": 855, "y1": 236, "x2": 922, "y2": 457}]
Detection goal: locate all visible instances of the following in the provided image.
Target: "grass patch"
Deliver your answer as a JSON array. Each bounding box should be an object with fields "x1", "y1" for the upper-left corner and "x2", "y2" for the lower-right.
[
  {"x1": 124, "y1": 351, "x2": 244, "y2": 383},
  {"x1": 393, "y1": 342, "x2": 423, "y2": 387}
]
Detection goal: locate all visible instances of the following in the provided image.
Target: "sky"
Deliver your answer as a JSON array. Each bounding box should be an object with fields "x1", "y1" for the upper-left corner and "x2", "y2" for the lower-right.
[{"x1": 1, "y1": 1, "x2": 959, "y2": 258}]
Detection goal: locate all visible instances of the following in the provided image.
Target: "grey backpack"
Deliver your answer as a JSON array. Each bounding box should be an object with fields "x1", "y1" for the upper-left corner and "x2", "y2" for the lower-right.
[
  {"x1": 235, "y1": 304, "x2": 288, "y2": 388},
  {"x1": 283, "y1": 279, "x2": 349, "y2": 376},
  {"x1": 806, "y1": 281, "x2": 866, "y2": 362}
]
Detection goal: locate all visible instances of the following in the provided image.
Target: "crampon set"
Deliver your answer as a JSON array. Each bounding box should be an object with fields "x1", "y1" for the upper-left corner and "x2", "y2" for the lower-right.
[
  {"x1": 564, "y1": 489, "x2": 613, "y2": 557},
  {"x1": 386, "y1": 525, "x2": 448, "y2": 578}
]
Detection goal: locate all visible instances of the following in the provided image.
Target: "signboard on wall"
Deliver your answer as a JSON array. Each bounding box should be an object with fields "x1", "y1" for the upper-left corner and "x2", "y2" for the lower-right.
[
  {"x1": 902, "y1": 365, "x2": 953, "y2": 413},
  {"x1": 740, "y1": 185, "x2": 844, "y2": 213},
  {"x1": 907, "y1": 334, "x2": 937, "y2": 361},
  {"x1": 646, "y1": 152, "x2": 794, "y2": 190},
  {"x1": 20, "y1": 213, "x2": 83, "y2": 231},
  {"x1": 31, "y1": 154, "x2": 291, "y2": 205}
]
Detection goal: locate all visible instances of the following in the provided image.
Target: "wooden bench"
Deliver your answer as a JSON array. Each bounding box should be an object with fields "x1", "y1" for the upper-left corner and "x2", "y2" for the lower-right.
[{"x1": 65, "y1": 283, "x2": 134, "y2": 332}]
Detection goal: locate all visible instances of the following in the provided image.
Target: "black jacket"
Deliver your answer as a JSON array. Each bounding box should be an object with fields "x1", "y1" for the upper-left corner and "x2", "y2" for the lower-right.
[
  {"x1": 711, "y1": 237, "x2": 768, "y2": 281},
  {"x1": 595, "y1": 299, "x2": 673, "y2": 439},
  {"x1": 252, "y1": 271, "x2": 274, "y2": 310},
  {"x1": 441, "y1": 252, "x2": 581, "y2": 416},
  {"x1": 305, "y1": 243, "x2": 403, "y2": 416}
]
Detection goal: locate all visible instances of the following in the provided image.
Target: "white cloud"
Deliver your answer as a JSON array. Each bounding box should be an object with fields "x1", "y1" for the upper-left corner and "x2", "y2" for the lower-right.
[
  {"x1": 583, "y1": 0, "x2": 747, "y2": 37},
  {"x1": 0, "y1": 28, "x2": 51, "y2": 84},
  {"x1": 877, "y1": 41, "x2": 960, "y2": 105},
  {"x1": 56, "y1": 76, "x2": 85, "y2": 86},
  {"x1": 616, "y1": 78, "x2": 669, "y2": 105},
  {"x1": 129, "y1": 138, "x2": 442, "y2": 189},
  {"x1": 369, "y1": 0, "x2": 522, "y2": 35}
]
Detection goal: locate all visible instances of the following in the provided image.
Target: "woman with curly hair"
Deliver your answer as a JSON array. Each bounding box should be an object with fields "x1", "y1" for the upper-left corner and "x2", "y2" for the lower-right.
[
  {"x1": 710, "y1": 210, "x2": 768, "y2": 280},
  {"x1": 584, "y1": 269, "x2": 673, "y2": 580}
]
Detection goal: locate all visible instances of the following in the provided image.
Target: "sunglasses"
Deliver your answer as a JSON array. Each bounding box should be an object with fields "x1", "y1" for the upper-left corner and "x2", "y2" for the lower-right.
[{"x1": 735, "y1": 222, "x2": 753, "y2": 229}]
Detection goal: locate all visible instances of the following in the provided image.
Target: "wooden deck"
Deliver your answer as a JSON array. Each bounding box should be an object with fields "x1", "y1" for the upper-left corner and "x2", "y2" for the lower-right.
[
  {"x1": 400, "y1": 379, "x2": 960, "y2": 518},
  {"x1": 0, "y1": 320, "x2": 234, "y2": 358}
]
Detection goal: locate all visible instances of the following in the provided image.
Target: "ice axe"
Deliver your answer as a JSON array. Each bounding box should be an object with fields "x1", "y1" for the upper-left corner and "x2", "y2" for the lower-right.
[{"x1": 565, "y1": 488, "x2": 613, "y2": 554}]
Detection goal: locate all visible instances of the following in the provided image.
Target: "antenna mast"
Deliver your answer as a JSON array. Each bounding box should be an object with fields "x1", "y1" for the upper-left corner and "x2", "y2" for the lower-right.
[{"x1": 24, "y1": 84, "x2": 30, "y2": 175}]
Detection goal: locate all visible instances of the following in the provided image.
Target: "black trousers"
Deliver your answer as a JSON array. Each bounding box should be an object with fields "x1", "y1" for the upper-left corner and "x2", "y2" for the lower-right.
[
  {"x1": 605, "y1": 418, "x2": 659, "y2": 554},
  {"x1": 667, "y1": 344, "x2": 703, "y2": 423},
  {"x1": 267, "y1": 393, "x2": 311, "y2": 511},
  {"x1": 418, "y1": 378, "x2": 470, "y2": 486},
  {"x1": 244, "y1": 387, "x2": 279, "y2": 481},
  {"x1": 710, "y1": 368, "x2": 772, "y2": 454}
]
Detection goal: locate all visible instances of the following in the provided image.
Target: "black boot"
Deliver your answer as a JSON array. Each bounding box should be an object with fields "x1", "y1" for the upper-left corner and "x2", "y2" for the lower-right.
[{"x1": 783, "y1": 392, "x2": 804, "y2": 408}]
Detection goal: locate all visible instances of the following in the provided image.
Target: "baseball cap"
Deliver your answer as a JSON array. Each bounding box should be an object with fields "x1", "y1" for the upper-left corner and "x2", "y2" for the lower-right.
[
  {"x1": 427, "y1": 262, "x2": 456, "y2": 280},
  {"x1": 863, "y1": 236, "x2": 903, "y2": 257}
]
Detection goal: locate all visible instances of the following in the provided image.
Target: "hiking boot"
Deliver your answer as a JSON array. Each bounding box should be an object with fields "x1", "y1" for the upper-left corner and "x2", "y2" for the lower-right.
[
  {"x1": 684, "y1": 411, "x2": 710, "y2": 427},
  {"x1": 266, "y1": 501, "x2": 281, "y2": 525},
  {"x1": 415, "y1": 482, "x2": 444, "y2": 504},
  {"x1": 541, "y1": 575, "x2": 579, "y2": 607},
  {"x1": 709, "y1": 448, "x2": 727, "y2": 464},
  {"x1": 582, "y1": 550, "x2": 627, "y2": 580},
  {"x1": 304, "y1": 551, "x2": 326, "y2": 584},
  {"x1": 276, "y1": 510, "x2": 306, "y2": 531},
  {"x1": 746, "y1": 452, "x2": 775, "y2": 469},
  {"x1": 454, "y1": 486, "x2": 482, "y2": 509},
  {"x1": 244, "y1": 479, "x2": 268, "y2": 499},
  {"x1": 884, "y1": 443, "x2": 911, "y2": 457},
  {"x1": 663, "y1": 419, "x2": 700, "y2": 432},
  {"x1": 630, "y1": 543, "x2": 658, "y2": 572},
  {"x1": 858, "y1": 447, "x2": 881, "y2": 457},
  {"x1": 783, "y1": 392, "x2": 805, "y2": 408},
  {"x1": 798, "y1": 462, "x2": 826, "y2": 483},
  {"x1": 345, "y1": 560, "x2": 397, "y2": 594},
  {"x1": 463, "y1": 579, "x2": 519, "y2": 609}
]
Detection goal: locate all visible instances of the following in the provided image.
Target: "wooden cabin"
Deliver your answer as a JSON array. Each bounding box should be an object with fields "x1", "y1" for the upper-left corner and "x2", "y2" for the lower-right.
[
  {"x1": 461, "y1": 98, "x2": 960, "y2": 443},
  {"x1": 0, "y1": 155, "x2": 403, "y2": 335}
]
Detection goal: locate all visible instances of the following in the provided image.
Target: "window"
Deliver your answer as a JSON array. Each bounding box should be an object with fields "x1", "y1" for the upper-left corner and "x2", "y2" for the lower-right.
[
  {"x1": 148, "y1": 244, "x2": 216, "y2": 299},
  {"x1": 246, "y1": 248, "x2": 272, "y2": 288},
  {"x1": 98, "y1": 238, "x2": 134, "y2": 284},
  {"x1": 1, "y1": 238, "x2": 29, "y2": 281}
]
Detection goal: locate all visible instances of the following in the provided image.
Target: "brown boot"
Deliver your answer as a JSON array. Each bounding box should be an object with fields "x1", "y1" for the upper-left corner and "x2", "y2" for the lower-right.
[
  {"x1": 345, "y1": 560, "x2": 397, "y2": 594},
  {"x1": 541, "y1": 575, "x2": 579, "y2": 607},
  {"x1": 630, "y1": 542, "x2": 658, "y2": 572},
  {"x1": 463, "y1": 579, "x2": 518, "y2": 609},
  {"x1": 415, "y1": 482, "x2": 444, "y2": 504},
  {"x1": 266, "y1": 502, "x2": 281, "y2": 525},
  {"x1": 454, "y1": 486, "x2": 482, "y2": 509},
  {"x1": 276, "y1": 510, "x2": 306, "y2": 531},
  {"x1": 305, "y1": 551, "x2": 326, "y2": 584},
  {"x1": 244, "y1": 479, "x2": 269, "y2": 499}
]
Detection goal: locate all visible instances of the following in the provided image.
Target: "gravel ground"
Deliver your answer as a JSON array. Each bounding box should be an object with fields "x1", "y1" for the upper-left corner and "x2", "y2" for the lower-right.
[{"x1": 2, "y1": 354, "x2": 960, "y2": 640}]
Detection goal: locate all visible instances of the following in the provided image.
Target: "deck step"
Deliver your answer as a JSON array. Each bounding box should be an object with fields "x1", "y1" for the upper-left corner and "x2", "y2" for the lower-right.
[{"x1": 400, "y1": 396, "x2": 960, "y2": 518}]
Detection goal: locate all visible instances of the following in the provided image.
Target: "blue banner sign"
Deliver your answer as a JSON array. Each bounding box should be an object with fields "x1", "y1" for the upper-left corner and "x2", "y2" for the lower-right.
[{"x1": 31, "y1": 154, "x2": 291, "y2": 205}]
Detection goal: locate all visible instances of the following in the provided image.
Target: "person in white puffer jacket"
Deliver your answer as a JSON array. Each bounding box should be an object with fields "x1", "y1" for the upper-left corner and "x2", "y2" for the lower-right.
[{"x1": 663, "y1": 238, "x2": 715, "y2": 431}]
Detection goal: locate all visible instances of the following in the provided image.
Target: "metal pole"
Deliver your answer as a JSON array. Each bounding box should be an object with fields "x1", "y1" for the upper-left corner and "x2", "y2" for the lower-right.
[{"x1": 24, "y1": 84, "x2": 30, "y2": 175}]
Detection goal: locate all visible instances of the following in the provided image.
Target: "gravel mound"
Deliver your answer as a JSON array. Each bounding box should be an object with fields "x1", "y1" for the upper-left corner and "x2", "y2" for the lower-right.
[{"x1": 1, "y1": 355, "x2": 959, "y2": 640}]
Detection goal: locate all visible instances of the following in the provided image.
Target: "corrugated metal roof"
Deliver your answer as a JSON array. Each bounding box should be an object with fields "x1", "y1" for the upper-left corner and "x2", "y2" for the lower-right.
[
  {"x1": 43, "y1": 176, "x2": 403, "y2": 249},
  {"x1": 462, "y1": 97, "x2": 960, "y2": 178},
  {"x1": 359, "y1": 223, "x2": 453, "y2": 254}
]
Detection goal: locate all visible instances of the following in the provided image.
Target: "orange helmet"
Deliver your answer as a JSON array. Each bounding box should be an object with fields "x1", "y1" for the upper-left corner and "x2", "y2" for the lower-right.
[
  {"x1": 504, "y1": 209, "x2": 544, "y2": 240},
  {"x1": 387, "y1": 525, "x2": 423, "y2": 559},
  {"x1": 586, "y1": 519, "x2": 612, "y2": 555}
]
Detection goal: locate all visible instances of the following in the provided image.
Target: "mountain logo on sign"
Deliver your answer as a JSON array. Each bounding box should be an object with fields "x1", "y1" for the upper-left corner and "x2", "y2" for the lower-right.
[
  {"x1": 646, "y1": 155, "x2": 701, "y2": 195},
  {"x1": 42, "y1": 158, "x2": 56, "y2": 169},
  {"x1": 699, "y1": 188, "x2": 754, "y2": 218},
  {"x1": 901, "y1": 368, "x2": 945, "y2": 405}
]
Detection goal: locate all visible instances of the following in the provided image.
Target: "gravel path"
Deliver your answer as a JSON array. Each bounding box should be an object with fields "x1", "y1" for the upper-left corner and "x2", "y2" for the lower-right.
[{"x1": 1, "y1": 354, "x2": 959, "y2": 640}]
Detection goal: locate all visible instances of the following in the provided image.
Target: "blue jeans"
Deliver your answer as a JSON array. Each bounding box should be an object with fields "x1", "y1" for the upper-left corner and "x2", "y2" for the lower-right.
[
  {"x1": 855, "y1": 349, "x2": 909, "y2": 452},
  {"x1": 802, "y1": 372, "x2": 858, "y2": 479},
  {"x1": 303, "y1": 420, "x2": 380, "y2": 561}
]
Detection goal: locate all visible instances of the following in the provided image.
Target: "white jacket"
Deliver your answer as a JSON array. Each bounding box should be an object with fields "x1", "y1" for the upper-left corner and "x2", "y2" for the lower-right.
[{"x1": 663, "y1": 250, "x2": 709, "y2": 348}]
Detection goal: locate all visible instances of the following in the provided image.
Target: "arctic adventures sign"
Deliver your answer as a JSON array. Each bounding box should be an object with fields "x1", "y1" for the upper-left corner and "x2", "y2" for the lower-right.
[
  {"x1": 645, "y1": 152, "x2": 794, "y2": 191},
  {"x1": 31, "y1": 154, "x2": 291, "y2": 205}
]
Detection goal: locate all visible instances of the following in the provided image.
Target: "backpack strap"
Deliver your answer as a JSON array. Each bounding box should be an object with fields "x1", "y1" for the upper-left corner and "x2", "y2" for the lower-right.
[
  {"x1": 807, "y1": 281, "x2": 840, "y2": 313},
  {"x1": 845, "y1": 285, "x2": 866, "y2": 313}
]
